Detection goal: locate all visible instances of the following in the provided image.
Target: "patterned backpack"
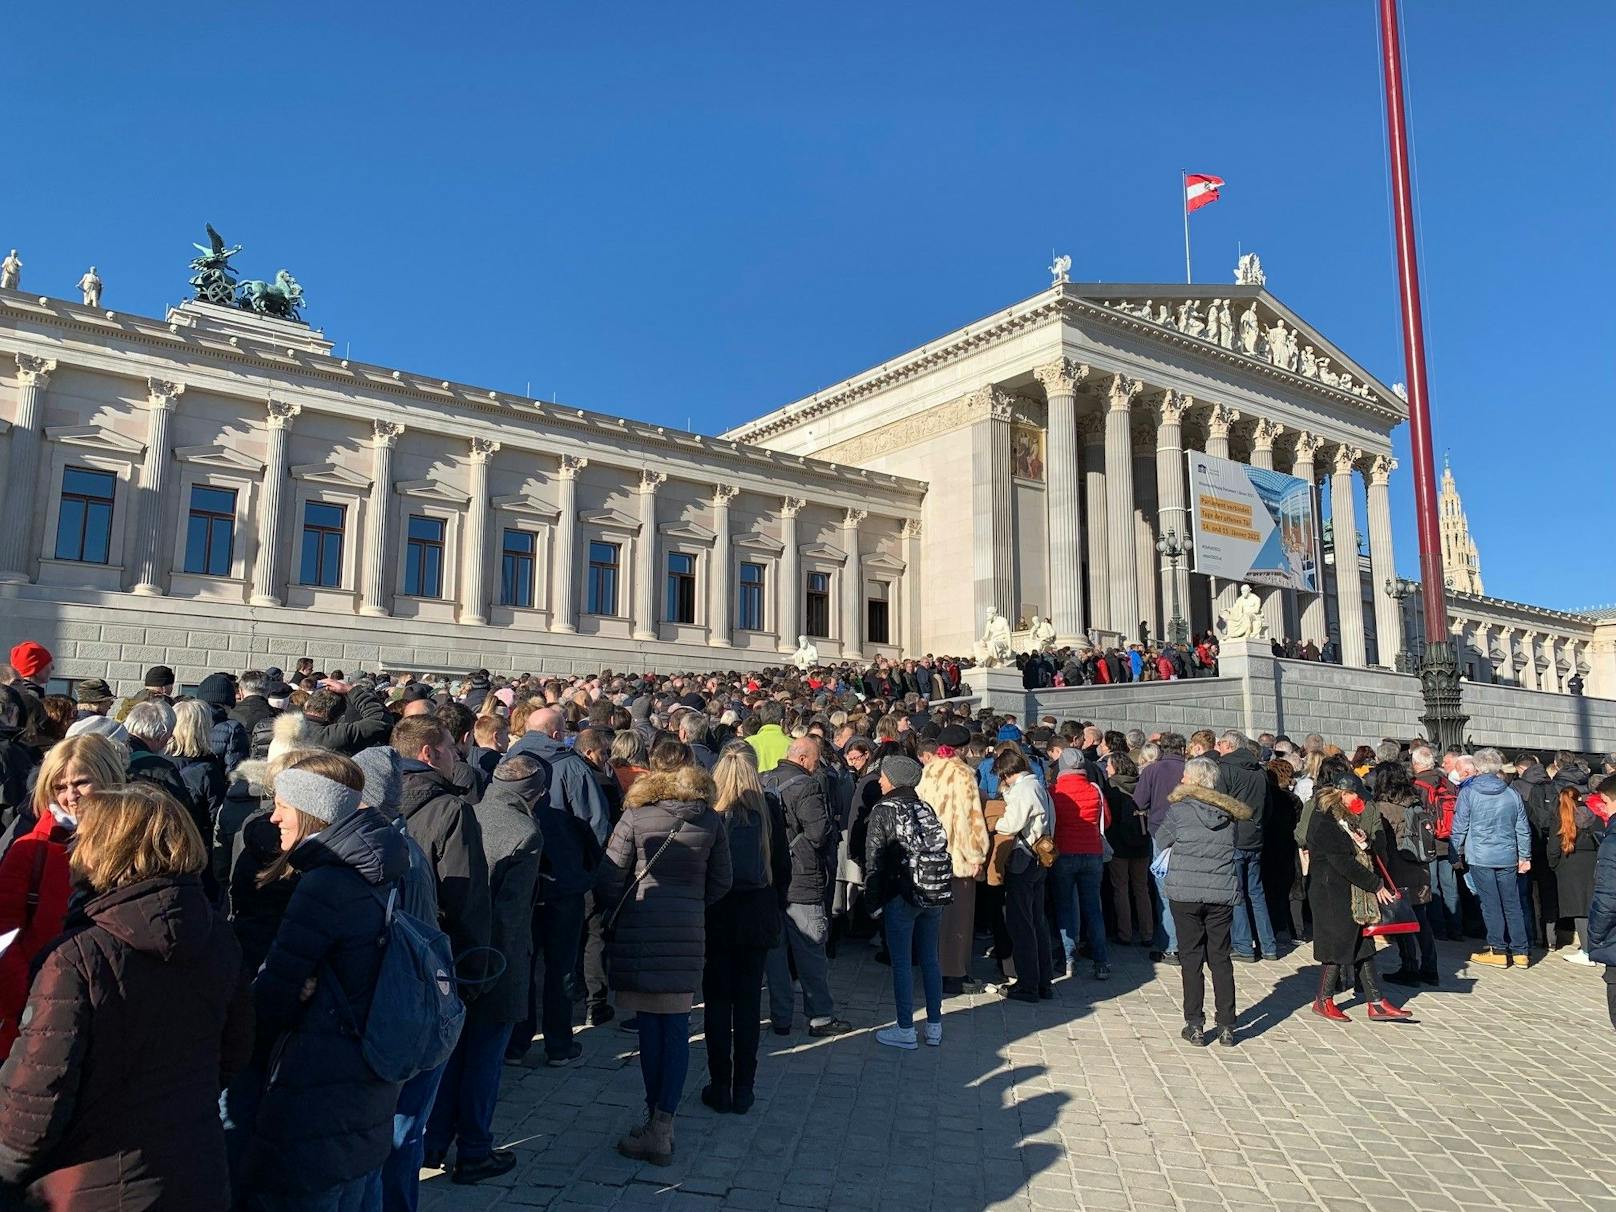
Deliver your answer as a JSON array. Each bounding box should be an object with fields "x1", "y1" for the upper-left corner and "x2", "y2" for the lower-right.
[{"x1": 894, "y1": 795, "x2": 955, "y2": 908}]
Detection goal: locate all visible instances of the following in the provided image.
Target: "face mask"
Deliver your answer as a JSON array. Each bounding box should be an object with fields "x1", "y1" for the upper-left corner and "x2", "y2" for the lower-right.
[{"x1": 1447, "y1": 770, "x2": 1463, "y2": 785}]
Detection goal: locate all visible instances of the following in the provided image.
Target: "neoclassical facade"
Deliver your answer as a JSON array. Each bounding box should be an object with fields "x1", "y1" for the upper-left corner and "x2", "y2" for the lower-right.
[{"x1": 0, "y1": 295, "x2": 922, "y2": 684}]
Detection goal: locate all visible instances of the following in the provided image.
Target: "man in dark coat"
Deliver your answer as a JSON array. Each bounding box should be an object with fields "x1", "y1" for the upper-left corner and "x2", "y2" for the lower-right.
[
  {"x1": 507, "y1": 707, "x2": 609, "y2": 844},
  {"x1": 302, "y1": 684, "x2": 392, "y2": 755},
  {"x1": 1515, "y1": 752, "x2": 1557, "y2": 948},
  {"x1": 228, "y1": 670, "x2": 278, "y2": 734},
  {"x1": 194, "y1": 672, "x2": 249, "y2": 773},
  {"x1": 0, "y1": 685, "x2": 41, "y2": 829},
  {"x1": 1583, "y1": 777, "x2": 1616, "y2": 1030},
  {"x1": 763, "y1": 737, "x2": 850, "y2": 1037},
  {"x1": 1215, "y1": 730, "x2": 1278, "y2": 962}
]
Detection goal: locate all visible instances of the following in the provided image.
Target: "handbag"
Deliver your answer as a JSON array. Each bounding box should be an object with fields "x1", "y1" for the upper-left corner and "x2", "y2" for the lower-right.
[
  {"x1": 1362, "y1": 851, "x2": 1421, "y2": 937},
  {"x1": 603, "y1": 820, "x2": 685, "y2": 943}
]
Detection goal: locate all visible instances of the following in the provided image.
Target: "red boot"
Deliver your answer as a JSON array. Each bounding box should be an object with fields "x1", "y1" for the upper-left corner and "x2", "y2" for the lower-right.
[
  {"x1": 1311, "y1": 965, "x2": 1350, "y2": 1021},
  {"x1": 1365, "y1": 998, "x2": 1414, "y2": 1022},
  {"x1": 1311, "y1": 996, "x2": 1351, "y2": 1022}
]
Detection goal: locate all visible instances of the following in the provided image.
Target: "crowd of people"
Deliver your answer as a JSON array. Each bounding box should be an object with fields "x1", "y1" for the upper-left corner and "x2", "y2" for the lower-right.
[
  {"x1": 0, "y1": 635, "x2": 1611, "y2": 1210},
  {"x1": 1012, "y1": 629, "x2": 1347, "y2": 690}
]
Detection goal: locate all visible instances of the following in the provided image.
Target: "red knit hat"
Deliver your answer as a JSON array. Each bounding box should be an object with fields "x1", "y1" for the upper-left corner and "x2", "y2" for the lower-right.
[{"x1": 8, "y1": 641, "x2": 52, "y2": 680}]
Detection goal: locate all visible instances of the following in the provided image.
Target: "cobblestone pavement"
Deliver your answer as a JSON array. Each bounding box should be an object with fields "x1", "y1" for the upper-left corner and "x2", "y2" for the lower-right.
[{"x1": 421, "y1": 936, "x2": 1616, "y2": 1212}]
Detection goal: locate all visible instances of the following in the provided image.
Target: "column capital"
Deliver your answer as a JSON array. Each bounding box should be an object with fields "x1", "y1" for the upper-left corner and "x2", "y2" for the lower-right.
[
  {"x1": 1205, "y1": 402, "x2": 1241, "y2": 439},
  {"x1": 966, "y1": 384, "x2": 1015, "y2": 422},
  {"x1": 146, "y1": 378, "x2": 186, "y2": 409},
  {"x1": 1368, "y1": 452, "x2": 1398, "y2": 485},
  {"x1": 557, "y1": 454, "x2": 587, "y2": 479},
  {"x1": 1033, "y1": 358, "x2": 1089, "y2": 397},
  {"x1": 1106, "y1": 373, "x2": 1141, "y2": 413},
  {"x1": 779, "y1": 496, "x2": 806, "y2": 518},
  {"x1": 1156, "y1": 389, "x2": 1189, "y2": 427},
  {"x1": 469, "y1": 437, "x2": 501, "y2": 464},
  {"x1": 842, "y1": 507, "x2": 867, "y2": 528},
  {"x1": 266, "y1": 398, "x2": 302, "y2": 429},
  {"x1": 1292, "y1": 431, "x2": 1326, "y2": 465},
  {"x1": 372, "y1": 419, "x2": 405, "y2": 448},
  {"x1": 14, "y1": 353, "x2": 55, "y2": 386},
  {"x1": 711, "y1": 483, "x2": 739, "y2": 507},
  {"x1": 637, "y1": 469, "x2": 667, "y2": 495},
  {"x1": 900, "y1": 517, "x2": 923, "y2": 540},
  {"x1": 1251, "y1": 417, "x2": 1285, "y2": 452},
  {"x1": 1332, "y1": 444, "x2": 1365, "y2": 475}
]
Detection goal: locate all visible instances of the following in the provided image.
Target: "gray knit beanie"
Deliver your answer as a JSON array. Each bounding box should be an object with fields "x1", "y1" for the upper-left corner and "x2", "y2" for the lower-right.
[
  {"x1": 881, "y1": 754, "x2": 923, "y2": 789},
  {"x1": 352, "y1": 745, "x2": 403, "y2": 810}
]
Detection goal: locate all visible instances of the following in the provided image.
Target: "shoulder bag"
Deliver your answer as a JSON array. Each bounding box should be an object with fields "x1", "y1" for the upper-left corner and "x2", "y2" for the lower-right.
[{"x1": 603, "y1": 820, "x2": 685, "y2": 943}]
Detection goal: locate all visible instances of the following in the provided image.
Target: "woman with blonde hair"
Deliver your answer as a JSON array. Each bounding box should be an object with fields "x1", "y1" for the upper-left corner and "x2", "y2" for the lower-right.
[
  {"x1": 917, "y1": 724, "x2": 990, "y2": 995},
  {"x1": 700, "y1": 742, "x2": 789, "y2": 1114},
  {"x1": 610, "y1": 729, "x2": 650, "y2": 795},
  {"x1": 0, "y1": 733, "x2": 125, "y2": 1060},
  {"x1": 169, "y1": 698, "x2": 227, "y2": 835},
  {"x1": 0, "y1": 782, "x2": 250, "y2": 1209}
]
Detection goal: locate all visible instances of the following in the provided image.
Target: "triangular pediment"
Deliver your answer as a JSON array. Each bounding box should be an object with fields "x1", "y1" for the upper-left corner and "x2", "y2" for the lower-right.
[
  {"x1": 578, "y1": 506, "x2": 640, "y2": 532},
  {"x1": 799, "y1": 541, "x2": 848, "y2": 561},
  {"x1": 396, "y1": 477, "x2": 471, "y2": 505},
  {"x1": 175, "y1": 443, "x2": 266, "y2": 473},
  {"x1": 733, "y1": 532, "x2": 784, "y2": 555},
  {"x1": 659, "y1": 520, "x2": 717, "y2": 543},
  {"x1": 45, "y1": 425, "x2": 145, "y2": 457},
  {"x1": 492, "y1": 493, "x2": 559, "y2": 522},
  {"x1": 292, "y1": 462, "x2": 372, "y2": 489},
  {"x1": 861, "y1": 551, "x2": 907, "y2": 573}
]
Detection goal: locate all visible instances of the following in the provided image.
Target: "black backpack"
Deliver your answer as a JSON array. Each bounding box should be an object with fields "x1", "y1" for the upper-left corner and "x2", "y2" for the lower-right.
[
  {"x1": 1397, "y1": 800, "x2": 1437, "y2": 865},
  {"x1": 894, "y1": 796, "x2": 954, "y2": 908}
]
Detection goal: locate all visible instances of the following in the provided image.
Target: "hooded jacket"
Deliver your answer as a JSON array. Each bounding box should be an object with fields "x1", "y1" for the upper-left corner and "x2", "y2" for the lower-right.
[
  {"x1": 1451, "y1": 773, "x2": 1530, "y2": 869},
  {"x1": 1588, "y1": 828, "x2": 1616, "y2": 966},
  {"x1": 596, "y1": 767, "x2": 732, "y2": 1002},
  {"x1": 243, "y1": 808, "x2": 409, "y2": 1194},
  {"x1": 1214, "y1": 746, "x2": 1268, "y2": 850},
  {"x1": 0, "y1": 876, "x2": 251, "y2": 1211},
  {"x1": 397, "y1": 760, "x2": 492, "y2": 986},
  {"x1": 1153, "y1": 785, "x2": 1253, "y2": 905},
  {"x1": 468, "y1": 777, "x2": 543, "y2": 1024},
  {"x1": 506, "y1": 730, "x2": 610, "y2": 843},
  {"x1": 764, "y1": 759, "x2": 833, "y2": 905}
]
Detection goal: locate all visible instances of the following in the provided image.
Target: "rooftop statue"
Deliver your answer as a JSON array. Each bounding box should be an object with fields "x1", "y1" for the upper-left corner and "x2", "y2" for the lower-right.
[
  {"x1": 239, "y1": 269, "x2": 306, "y2": 323},
  {"x1": 189, "y1": 223, "x2": 243, "y2": 305},
  {"x1": 1235, "y1": 252, "x2": 1266, "y2": 287}
]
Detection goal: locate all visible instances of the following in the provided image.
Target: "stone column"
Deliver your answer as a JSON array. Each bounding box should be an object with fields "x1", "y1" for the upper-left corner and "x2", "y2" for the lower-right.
[
  {"x1": 1203, "y1": 403, "x2": 1241, "y2": 620},
  {"x1": 840, "y1": 508, "x2": 866, "y2": 658},
  {"x1": 460, "y1": 437, "x2": 499, "y2": 626},
  {"x1": 1496, "y1": 626, "x2": 1516, "y2": 685},
  {"x1": 1565, "y1": 639, "x2": 1583, "y2": 691},
  {"x1": 1154, "y1": 391, "x2": 1191, "y2": 642},
  {"x1": 1292, "y1": 433, "x2": 1327, "y2": 647},
  {"x1": 968, "y1": 386, "x2": 1014, "y2": 622},
  {"x1": 549, "y1": 455, "x2": 586, "y2": 633},
  {"x1": 633, "y1": 470, "x2": 666, "y2": 641},
  {"x1": 130, "y1": 378, "x2": 185, "y2": 595},
  {"x1": 1249, "y1": 418, "x2": 1289, "y2": 643},
  {"x1": 1470, "y1": 621, "x2": 1492, "y2": 683},
  {"x1": 707, "y1": 484, "x2": 737, "y2": 648},
  {"x1": 1104, "y1": 375, "x2": 1142, "y2": 638},
  {"x1": 1330, "y1": 445, "x2": 1368, "y2": 667},
  {"x1": 777, "y1": 498, "x2": 804, "y2": 652},
  {"x1": 1132, "y1": 420, "x2": 1159, "y2": 644},
  {"x1": 1541, "y1": 635, "x2": 1561, "y2": 694},
  {"x1": 1518, "y1": 631, "x2": 1539, "y2": 690},
  {"x1": 0, "y1": 354, "x2": 55, "y2": 583},
  {"x1": 901, "y1": 518, "x2": 922, "y2": 656},
  {"x1": 250, "y1": 398, "x2": 301, "y2": 606},
  {"x1": 359, "y1": 419, "x2": 403, "y2": 617},
  {"x1": 1079, "y1": 414, "x2": 1108, "y2": 633},
  {"x1": 1364, "y1": 454, "x2": 1402, "y2": 669},
  {"x1": 1034, "y1": 358, "x2": 1088, "y2": 645}
]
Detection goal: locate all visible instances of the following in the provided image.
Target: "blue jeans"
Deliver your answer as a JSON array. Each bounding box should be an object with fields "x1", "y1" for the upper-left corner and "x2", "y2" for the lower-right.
[
  {"x1": 425, "y1": 1018, "x2": 514, "y2": 1162},
  {"x1": 1471, "y1": 864, "x2": 1529, "y2": 955},
  {"x1": 1152, "y1": 838, "x2": 1178, "y2": 954},
  {"x1": 637, "y1": 1011, "x2": 691, "y2": 1114},
  {"x1": 1051, "y1": 854, "x2": 1108, "y2": 966},
  {"x1": 380, "y1": 1061, "x2": 446, "y2": 1212},
  {"x1": 1428, "y1": 853, "x2": 1461, "y2": 936},
  {"x1": 1230, "y1": 849, "x2": 1278, "y2": 958},
  {"x1": 248, "y1": 1170, "x2": 380, "y2": 1211},
  {"x1": 882, "y1": 896, "x2": 943, "y2": 1029}
]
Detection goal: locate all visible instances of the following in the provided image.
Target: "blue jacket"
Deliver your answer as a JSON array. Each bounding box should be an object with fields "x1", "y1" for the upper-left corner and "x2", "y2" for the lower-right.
[
  {"x1": 1450, "y1": 774, "x2": 1529, "y2": 869},
  {"x1": 507, "y1": 731, "x2": 610, "y2": 843},
  {"x1": 1588, "y1": 828, "x2": 1616, "y2": 966}
]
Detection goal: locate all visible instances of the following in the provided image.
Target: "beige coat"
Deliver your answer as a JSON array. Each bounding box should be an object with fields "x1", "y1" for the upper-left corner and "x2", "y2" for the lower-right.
[{"x1": 918, "y1": 756, "x2": 990, "y2": 878}]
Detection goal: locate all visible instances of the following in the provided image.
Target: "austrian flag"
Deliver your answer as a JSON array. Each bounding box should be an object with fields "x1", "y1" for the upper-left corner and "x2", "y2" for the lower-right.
[{"x1": 1185, "y1": 173, "x2": 1225, "y2": 212}]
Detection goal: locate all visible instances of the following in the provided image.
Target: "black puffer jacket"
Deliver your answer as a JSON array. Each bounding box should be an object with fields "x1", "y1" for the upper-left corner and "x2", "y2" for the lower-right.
[
  {"x1": 597, "y1": 767, "x2": 732, "y2": 1001},
  {"x1": 242, "y1": 809, "x2": 408, "y2": 1195},
  {"x1": 1215, "y1": 747, "x2": 1268, "y2": 850},
  {"x1": 1154, "y1": 786, "x2": 1253, "y2": 905},
  {"x1": 302, "y1": 687, "x2": 391, "y2": 756},
  {"x1": 397, "y1": 760, "x2": 492, "y2": 987},
  {"x1": 763, "y1": 760, "x2": 832, "y2": 905}
]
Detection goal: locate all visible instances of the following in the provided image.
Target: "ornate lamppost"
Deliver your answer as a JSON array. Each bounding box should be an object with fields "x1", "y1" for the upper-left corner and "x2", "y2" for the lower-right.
[
  {"x1": 1156, "y1": 528, "x2": 1189, "y2": 645},
  {"x1": 1383, "y1": 576, "x2": 1419, "y2": 674}
]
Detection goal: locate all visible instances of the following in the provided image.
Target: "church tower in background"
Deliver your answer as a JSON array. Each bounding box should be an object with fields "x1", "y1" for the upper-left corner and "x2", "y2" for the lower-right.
[{"x1": 1439, "y1": 455, "x2": 1484, "y2": 595}]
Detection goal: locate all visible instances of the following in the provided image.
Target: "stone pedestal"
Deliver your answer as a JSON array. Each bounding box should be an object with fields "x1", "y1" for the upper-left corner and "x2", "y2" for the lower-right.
[
  {"x1": 1214, "y1": 638, "x2": 1275, "y2": 736},
  {"x1": 971, "y1": 665, "x2": 1029, "y2": 717}
]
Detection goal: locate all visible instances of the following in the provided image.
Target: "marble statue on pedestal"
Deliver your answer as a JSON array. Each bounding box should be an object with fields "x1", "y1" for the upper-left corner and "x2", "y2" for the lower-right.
[
  {"x1": 976, "y1": 608, "x2": 1013, "y2": 667},
  {"x1": 792, "y1": 634, "x2": 819, "y2": 671},
  {"x1": 1049, "y1": 253, "x2": 1071, "y2": 285},
  {"x1": 1182, "y1": 301, "x2": 1206, "y2": 338},
  {"x1": 1156, "y1": 303, "x2": 1172, "y2": 327},
  {"x1": 1203, "y1": 298, "x2": 1222, "y2": 344},
  {"x1": 0, "y1": 249, "x2": 20, "y2": 290},
  {"x1": 1217, "y1": 298, "x2": 1233, "y2": 349},
  {"x1": 78, "y1": 266, "x2": 102, "y2": 308},
  {"x1": 1219, "y1": 584, "x2": 1269, "y2": 640},
  {"x1": 1299, "y1": 345, "x2": 1317, "y2": 378},
  {"x1": 1265, "y1": 319, "x2": 1296, "y2": 370},
  {"x1": 1237, "y1": 302, "x2": 1260, "y2": 355},
  {"x1": 1029, "y1": 615, "x2": 1056, "y2": 652},
  {"x1": 1235, "y1": 252, "x2": 1266, "y2": 286}
]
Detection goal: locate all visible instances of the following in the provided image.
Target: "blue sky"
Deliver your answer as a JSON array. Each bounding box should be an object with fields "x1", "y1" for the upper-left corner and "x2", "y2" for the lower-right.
[{"x1": 6, "y1": 4, "x2": 1611, "y2": 610}]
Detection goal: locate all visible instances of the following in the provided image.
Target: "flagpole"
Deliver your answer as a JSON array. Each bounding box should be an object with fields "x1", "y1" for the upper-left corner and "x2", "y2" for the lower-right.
[{"x1": 1181, "y1": 169, "x2": 1192, "y2": 283}]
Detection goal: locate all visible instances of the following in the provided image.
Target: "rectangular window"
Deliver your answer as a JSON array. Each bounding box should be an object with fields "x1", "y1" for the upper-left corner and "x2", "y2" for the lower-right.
[
  {"x1": 404, "y1": 514, "x2": 445, "y2": 598},
  {"x1": 737, "y1": 562, "x2": 765, "y2": 631},
  {"x1": 299, "y1": 501, "x2": 345, "y2": 587},
  {"x1": 183, "y1": 485, "x2": 237, "y2": 576},
  {"x1": 805, "y1": 570, "x2": 831, "y2": 638},
  {"x1": 666, "y1": 551, "x2": 696, "y2": 624},
  {"x1": 587, "y1": 541, "x2": 620, "y2": 615},
  {"x1": 500, "y1": 528, "x2": 536, "y2": 608},
  {"x1": 54, "y1": 466, "x2": 116, "y2": 564},
  {"x1": 867, "y1": 579, "x2": 891, "y2": 645}
]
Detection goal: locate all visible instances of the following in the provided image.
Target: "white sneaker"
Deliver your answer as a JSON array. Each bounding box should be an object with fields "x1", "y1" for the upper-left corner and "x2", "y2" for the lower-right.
[
  {"x1": 923, "y1": 1021, "x2": 943, "y2": 1047},
  {"x1": 875, "y1": 1025, "x2": 918, "y2": 1050},
  {"x1": 1563, "y1": 950, "x2": 1594, "y2": 965}
]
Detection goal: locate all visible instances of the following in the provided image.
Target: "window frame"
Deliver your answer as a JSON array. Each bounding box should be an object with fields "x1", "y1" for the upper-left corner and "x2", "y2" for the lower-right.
[
  {"x1": 500, "y1": 526, "x2": 537, "y2": 609},
  {"x1": 586, "y1": 539, "x2": 622, "y2": 616},
  {"x1": 866, "y1": 578, "x2": 892, "y2": 646},
  {"x1": 737, "y1": 560, "x2": 766, "y2": 632},
  {"x1": 404, "y1": 513, "x2": 448, "y2": 599},
  {"x1": 54, "y1": 464, "x2": 118, "y2": 565},
  {"x1": 299, "y1": 499, "x2": 347, "y2": 589},
  {"x1": 665, "y1": 550, "x2": 697, "y2": 625},
  {"x1": 182, "y1": 484, "x2": 238, "y2": 577},
  {"x1": 804, "y1": 569, "x2": 832, "y2": 639}
]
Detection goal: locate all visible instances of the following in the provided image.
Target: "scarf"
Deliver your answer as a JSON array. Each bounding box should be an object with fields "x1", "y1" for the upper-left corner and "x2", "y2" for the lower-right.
[{"x1": 1336, "y1": 815, "x2": 1380, "y2": 926}]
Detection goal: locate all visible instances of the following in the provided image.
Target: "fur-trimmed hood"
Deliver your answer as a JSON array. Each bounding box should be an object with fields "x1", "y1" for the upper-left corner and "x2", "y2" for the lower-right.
[
  {"x1": 268, "y1": 711, "x2": 315, "y2": 759},
  {"x1": 1167, "y1": 784, "x2": 1253, "y2": 821},
  {"x1": 625, "y1": 765, "x2": 717, "y2": 810}
]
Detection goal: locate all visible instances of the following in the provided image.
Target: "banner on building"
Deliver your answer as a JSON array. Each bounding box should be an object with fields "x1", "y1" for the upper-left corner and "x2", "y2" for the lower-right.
[{"x1": 1187, "y1": 451, "x2": 1320, "y2": 591}]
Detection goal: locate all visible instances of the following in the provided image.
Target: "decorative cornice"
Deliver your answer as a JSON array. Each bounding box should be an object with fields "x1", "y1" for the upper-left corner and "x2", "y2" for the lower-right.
[
  {"x1": 174, "y1": 443, "x2": 266, "y2": 473},
  {"x1": 372, "y1": 418, "x2": 404, "y2": 447},
  {"x1": 16, "y1": 352, "x2": 56, "y2": 386},
  {"x1": 1033, "y1": 358, "x2": 1089, "y2": 398},
  {"x1": 146, "y1": 377, "x2": 185, "y2": 408}
]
